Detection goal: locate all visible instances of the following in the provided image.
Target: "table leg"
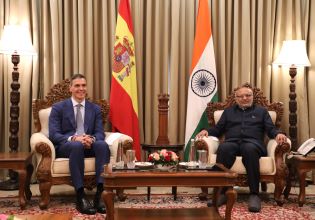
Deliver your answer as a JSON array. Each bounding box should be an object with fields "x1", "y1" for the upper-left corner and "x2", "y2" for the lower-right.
[
  {"x1": 284, "y1": 161, "x2": 293, "y2": 199},
  {"x1": 225, "y1": 187, "x2": 237, "y2": 220},
  {"x1": 213, "y1": 187, "x2": 219, "y2": 212},
  {"x1": 147, "y1": 187, "x2": 151, "y2": 201},
  {"x1": 17, "y1": 170, "x2": 27, "y2": 210},
  {"x1": 172, "y1": 186, "x2": 177, "y2": 200},
  {"x1": 298, "y1": 170, "x2": 307, "y2": 207},
  {"x1": 102, "y1": 189, "x2": 115, "y2": 220}
]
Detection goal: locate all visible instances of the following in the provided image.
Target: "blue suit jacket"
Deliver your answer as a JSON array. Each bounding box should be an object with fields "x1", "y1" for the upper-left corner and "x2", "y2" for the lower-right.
[{"x1": 49, "y1": 98, "x2": 105, "y2": 148}]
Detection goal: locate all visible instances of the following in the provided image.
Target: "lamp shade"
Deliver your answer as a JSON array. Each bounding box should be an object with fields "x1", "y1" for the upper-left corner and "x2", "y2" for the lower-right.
[
  {"x1": 273, "y1": 40, "x2": 311, "y2": 67},
  {"x1": 0, "y1": 25, "x2": 36, "y2": 55}
]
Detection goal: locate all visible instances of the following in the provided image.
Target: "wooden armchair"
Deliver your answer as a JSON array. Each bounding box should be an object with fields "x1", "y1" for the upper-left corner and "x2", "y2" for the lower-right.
[
  {"x1": 30, "y1": 79, "x2": 133, "y2": 209},
  {"x1": 195, "y1": 85, "x2": 291, "y2": 205}
]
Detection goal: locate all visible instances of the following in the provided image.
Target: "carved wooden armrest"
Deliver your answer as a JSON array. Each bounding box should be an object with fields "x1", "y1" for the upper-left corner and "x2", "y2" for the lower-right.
[
  {"x1": 30, "y1": 132, "x2": 55, "y2": 181},
  {"x1": 195, "y1": 139, "x2": 209, "y2": 151},
  {"x1": 106, "y1": 132, "x2": 134, "y2": 164},
  {"x1": 34, "y1": 142, "x2": 53, "y2": 181},
  {"x1": 122, "y1": 139, "x2": 133, "y2": 153},
  {"x1": 274, "y1": 142, "x2": 291, "y2": 177},
  {"x1": 195, "y1": 139, "x2": 211, "y2": 160},
  {"x1": 195, "y1": 136, "x2": 220, "y2": 159}
]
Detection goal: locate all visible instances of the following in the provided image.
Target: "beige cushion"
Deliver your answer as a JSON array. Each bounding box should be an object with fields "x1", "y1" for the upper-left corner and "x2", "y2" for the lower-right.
[
  {"x1": 209, "y1": 154, "x2": 275, "y2": 175},
  {"x1": 39, "y1": 107, "x2": 52, "y2": 137},
  {"x1": 214, "y1": 110, "x2": 224, "y2": 124},
  {"x1": 214, "y1": 110, "x2": 277, "y2": 125},
  {"x1": 268, "y1": 111, "x2": 276, "y2": 124},
  {"x1": 52, "y1": 158, "x2": 96, "y2": 177}
]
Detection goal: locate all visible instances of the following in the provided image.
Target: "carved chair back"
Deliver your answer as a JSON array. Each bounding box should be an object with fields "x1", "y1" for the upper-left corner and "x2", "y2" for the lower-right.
[
  {"x1": 32, "y1": 79, "x2": 110, "y2": 132},
  {"x1": 206, "y1": 84, "x2": 284, "y2": 128}
]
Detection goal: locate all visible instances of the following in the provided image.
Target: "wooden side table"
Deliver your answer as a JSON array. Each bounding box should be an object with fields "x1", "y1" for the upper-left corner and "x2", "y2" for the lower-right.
[
  {"x1": 0, "y1": 152, "x2": 34, "y2": 209},
  {"x1": 284, "y1": 154, "x2": 315, "y2": 207},
  {"x1": 141, "y1": 143, "x2": 184, "y2": 161}
]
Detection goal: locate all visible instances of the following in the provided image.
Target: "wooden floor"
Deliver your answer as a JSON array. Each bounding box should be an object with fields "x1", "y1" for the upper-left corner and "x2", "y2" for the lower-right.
[{"x1": 115, "y1": 208, "x2": 223, "y2": 220}]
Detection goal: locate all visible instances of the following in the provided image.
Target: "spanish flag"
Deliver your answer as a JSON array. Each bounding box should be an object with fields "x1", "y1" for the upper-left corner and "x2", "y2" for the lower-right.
[
  {"x1": 109, "y1": 0, "x2": 140, "y2": 159},
  {"x1": 184, "y1": 0, "x2": 218, "y2": 161}
]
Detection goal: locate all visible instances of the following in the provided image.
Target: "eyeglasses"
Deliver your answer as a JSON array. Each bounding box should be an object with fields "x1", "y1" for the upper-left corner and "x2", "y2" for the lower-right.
[{"x1": 235, "y1": 94, "x2": 253, "y2": 99}]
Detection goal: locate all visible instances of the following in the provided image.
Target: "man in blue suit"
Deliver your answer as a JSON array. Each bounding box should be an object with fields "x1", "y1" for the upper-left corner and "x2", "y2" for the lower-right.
[
  {"x1": 49, "y1": 73, "x2": 109, "y2": 215},
  {"x1": 197, "y1": 83, "x2": 287, "y2": 212}
]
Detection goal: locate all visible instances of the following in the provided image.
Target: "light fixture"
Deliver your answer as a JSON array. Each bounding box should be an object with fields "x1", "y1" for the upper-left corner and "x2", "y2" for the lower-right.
[
  {"x1": 273, "y1": 40, "x2": 311, "y2": 151},
  {"x1": 0, "y1": 24, "x2": 36, "y2": 190}
]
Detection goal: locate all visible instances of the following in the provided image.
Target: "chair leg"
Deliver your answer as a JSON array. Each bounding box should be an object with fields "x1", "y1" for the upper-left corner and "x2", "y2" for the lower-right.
[
  {"x1": 261, "y1": 182, "x2": 267, "y2": 192},
  {"x1": 274, "y1": 178, "x2": 285, "y2": 206},
  {"x1": 38, "y1": 181, "x2": 52, "y2": 210}
]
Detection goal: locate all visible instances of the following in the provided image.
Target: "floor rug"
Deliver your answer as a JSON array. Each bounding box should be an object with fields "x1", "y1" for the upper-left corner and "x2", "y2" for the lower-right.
[{"x1": 0, "y1": 193, "x2": 314, "y2": 220}]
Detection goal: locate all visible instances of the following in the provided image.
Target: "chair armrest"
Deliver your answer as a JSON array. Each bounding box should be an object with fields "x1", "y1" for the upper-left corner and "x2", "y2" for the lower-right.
[
  {"x1": 30, "y1": 132, "x2": 56, "y2": 160},
  {"x1": 195, "y1": 136, "x2": 219, "y2": 162},
  {"x1": 195, "y1": 136, "x2": 220, "y2": 154},
  {"x1": 271, "y1": 139, "x2": 291, "y2": 187},
  {"x1": 105, "y1": 132, "x2": 133, "y2": 164},
  {"x1": 30, "y1": 132, "x2": 55, "y2": 178},
  {"x1": 267, "y1": 138, "x2": 291, "y2": 159}
]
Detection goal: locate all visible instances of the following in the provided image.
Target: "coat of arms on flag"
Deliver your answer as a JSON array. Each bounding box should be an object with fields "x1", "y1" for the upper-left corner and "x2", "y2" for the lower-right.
[{"x1": 112, "y1": 36, "x2": 135, "y2": 82}]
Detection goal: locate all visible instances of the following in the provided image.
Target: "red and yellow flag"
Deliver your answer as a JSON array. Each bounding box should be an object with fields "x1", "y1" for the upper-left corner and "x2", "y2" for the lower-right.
[{"x1": 109, "y1": 0, "x2": 140, "y2": 159}]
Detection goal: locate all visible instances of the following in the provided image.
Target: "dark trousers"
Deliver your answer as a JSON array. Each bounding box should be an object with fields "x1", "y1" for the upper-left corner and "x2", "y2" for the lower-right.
[
  {"x1": 216, "y1": 141, "x2": 264, "y2": 194},
  {"x1": 56, "y1": 140, "x2": 110, "y2": 190}
]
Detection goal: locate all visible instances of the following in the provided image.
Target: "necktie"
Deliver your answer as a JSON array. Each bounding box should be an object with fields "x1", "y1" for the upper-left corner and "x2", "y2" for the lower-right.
[{"x1": 76, "y1": 104, "x2": 84, "y2": 135}]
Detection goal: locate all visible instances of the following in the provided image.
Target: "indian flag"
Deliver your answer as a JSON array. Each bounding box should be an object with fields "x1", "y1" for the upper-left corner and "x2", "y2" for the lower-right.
[
  {"x1": 184, "y1": 0, "x2": 218, "y2": 161},
  {"x1": 109, "y1": 0, "x2": 141, "y2": 159}
]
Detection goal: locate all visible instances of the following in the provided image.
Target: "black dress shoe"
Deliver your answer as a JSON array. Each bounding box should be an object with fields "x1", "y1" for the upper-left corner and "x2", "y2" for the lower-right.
[
  {"x1": 94, "y1": 192, "x2": 106, "y2": 213},
  {"x1": 76, "y1": 197, "x2": 97, "y2": 215},
  {"x1": 248, "y1": 194, "x2": 261, "y2": 212}
]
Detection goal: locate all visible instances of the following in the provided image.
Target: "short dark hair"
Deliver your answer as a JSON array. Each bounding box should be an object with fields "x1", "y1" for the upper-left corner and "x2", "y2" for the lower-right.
[{"x1": 71, "y1": 73, "x2": 86, "y2": 84}]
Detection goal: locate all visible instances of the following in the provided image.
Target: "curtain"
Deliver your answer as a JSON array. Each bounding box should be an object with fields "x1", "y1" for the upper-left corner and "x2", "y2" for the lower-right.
[{"x1": 0, "y1": 0, "x2": 314, "y2": 157}]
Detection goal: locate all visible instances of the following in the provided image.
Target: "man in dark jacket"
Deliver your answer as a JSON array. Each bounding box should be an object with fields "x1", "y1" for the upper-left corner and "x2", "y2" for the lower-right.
[
  {"x1": 197, "y1": 83, "x2": 287, "y2": 212},
  {"x1": 49, "y1": 73, "x2": 109, "y2": 215}
]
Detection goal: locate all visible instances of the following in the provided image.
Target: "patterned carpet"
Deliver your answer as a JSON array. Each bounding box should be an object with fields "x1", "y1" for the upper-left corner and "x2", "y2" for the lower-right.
[{"x1": 0, "y1": 193, "x2": 314, "y2": 220}]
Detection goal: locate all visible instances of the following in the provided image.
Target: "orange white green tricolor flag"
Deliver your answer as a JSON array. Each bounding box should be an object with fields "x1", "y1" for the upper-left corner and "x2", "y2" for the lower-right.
[
  {"x1": 109, "y1": 0, "x2": 140, "y2": 159},
  {"x1": 184, "y1": 0, "x2": 218, "y2": 161}
]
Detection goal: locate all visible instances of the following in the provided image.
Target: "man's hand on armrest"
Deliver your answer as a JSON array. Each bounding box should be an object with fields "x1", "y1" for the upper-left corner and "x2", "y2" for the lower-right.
[
  {"x1": 275, "y1": 133, "x2": 287, "y2": 145},
  {"x1": 196, "y1": 130, "x2": 209, "y2": 139}
]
